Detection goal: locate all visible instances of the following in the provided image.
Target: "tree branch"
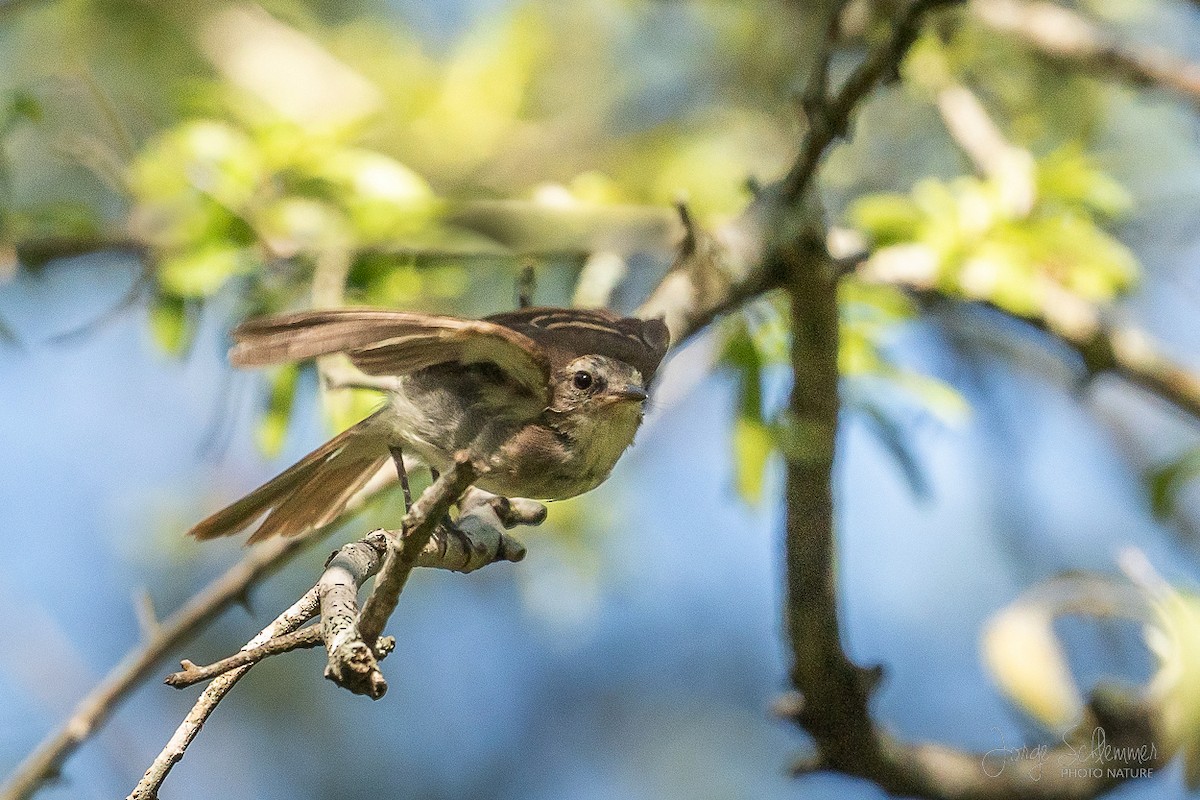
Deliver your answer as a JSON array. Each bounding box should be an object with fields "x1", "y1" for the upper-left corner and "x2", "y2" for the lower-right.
[
  {"x1": 164, "y1": 626, "x2": 327, "y2": 689},
  {"x1": 128, "y1": 477, "x2": 526, "y2": 798},
  {"x1": 161, "y1": 513, "x2": 527, "y2": 690},
  {"x1": 781, "y1": 0, "x2": 963, "y2": 206},
  {"x1": 126, "y1": 588, "x2": 322, "y2": 799},
  {"x1": 770, "y1": 5, "x2": 1171, "y2": 798},
  {"x1": 0, "y1": 524, "x2": 331, "y2": 800},
  {"x1": 323, "y1": 456, "x2": 479, "y2": 698},
  {"x1": 913, "y1": 76, "x2": 1200, "y2": 424},
  {"x1": 13, "y1": 2, "x2": 1200, "y2": 797},
  {"x1": 972, "y1": 0, "x2": 1200, "y2": 105}
]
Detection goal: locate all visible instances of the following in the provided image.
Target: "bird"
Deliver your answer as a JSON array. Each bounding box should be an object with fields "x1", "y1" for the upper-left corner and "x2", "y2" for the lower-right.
[{"x1": 188, "y1": 306, "x2": 671, "y2": 543}]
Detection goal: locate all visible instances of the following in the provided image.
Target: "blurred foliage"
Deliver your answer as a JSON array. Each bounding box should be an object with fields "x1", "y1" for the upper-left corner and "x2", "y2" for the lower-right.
[
  {"x1": 719, "y1": 282, "x2": 967, "y2": 503},
  {"x1": 0, "y1": 0, "x2": 1165, "y2": 493},
  {"x1": 849, "y1": 146, "x2": 1137, "y2": 317},
  {"x1": 8, "y1": 0, "x2": 1200, "y2": 791},
  {"x1": 1148, "y1": 583, "x2": 1200, "y2": 788},
  {"x1": 981, "y1": 568, "x2": 1200, "y2": 782},
  {"x1": 721, "y1": 302, "x2": 783, "y2": 504},
  {"x1": 1148, "y1": 448, "x2": 1200, "y2": 521},
  {"x1": 0, "y1": 0, "x2": 815, "y2": 451}
]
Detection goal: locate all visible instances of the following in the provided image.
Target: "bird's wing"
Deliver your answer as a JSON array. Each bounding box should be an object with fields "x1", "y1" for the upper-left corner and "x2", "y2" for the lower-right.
[{"x1": 230, "y1": 309, "x2": 551, "y2": 399}]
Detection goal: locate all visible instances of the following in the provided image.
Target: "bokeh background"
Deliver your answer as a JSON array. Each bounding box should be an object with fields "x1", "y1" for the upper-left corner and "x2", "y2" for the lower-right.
[{"x1": 3, "y1": 0, "x2": 1200, "y2": 798}]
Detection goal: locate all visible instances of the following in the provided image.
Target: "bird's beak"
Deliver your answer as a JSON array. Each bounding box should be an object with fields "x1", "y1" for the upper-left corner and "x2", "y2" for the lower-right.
[{"x1": 609, "y1": 385, "x2": 648, "y2": 403}]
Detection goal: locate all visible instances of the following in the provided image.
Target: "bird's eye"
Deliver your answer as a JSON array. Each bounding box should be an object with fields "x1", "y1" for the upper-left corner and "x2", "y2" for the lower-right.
[{"x1": 572, "y1": 371, "x2": 594, "y2": 390}]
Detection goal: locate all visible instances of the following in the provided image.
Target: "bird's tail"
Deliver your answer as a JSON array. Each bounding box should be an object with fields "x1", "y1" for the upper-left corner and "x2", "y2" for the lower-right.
[{"x1": 188, "y1": 410, "x2": 391, "y2": 543}]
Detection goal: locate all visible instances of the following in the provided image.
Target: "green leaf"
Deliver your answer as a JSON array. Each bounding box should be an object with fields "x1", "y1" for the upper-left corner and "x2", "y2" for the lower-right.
[
  {"x1": 1148, "y1": 587, "x2": 1200, "y2": 788},
  {"x1": 130, "y1": 120, "x2": 262, "y2": 209},
  {"x1": 1148, "y1": 449, "x2": 1200, "y2": 519},
  {"x1": 719, "y1": 317, "x2": 764, "y2": 418},
  {"x1": 157, "y1": 244, "x2": 255, "y2": 297},
  {"x1": 1036, "y1": 145, "x2": 1132, "y2": 220},
  {"x1": 848, "y1": 193, "x2": 923, "y2": 247},
  {"x1": 888, "y1": 370, "x2": 971, "y2": 427},
  {"x1": 257, "y1": 364, "x2": 299, "y2": 457},
  {"x1": 5, "y1": 90, "x2": 43, "y2": 127},
  {"x1": 733, "y1": 415, "x2": 774, "y2": 503},
  {"x1": 148, "y1": 294, "x2": 190, "y2": 354},
  {"x1": 721, "y1": 313, "x2": 781, "y2": 503}
]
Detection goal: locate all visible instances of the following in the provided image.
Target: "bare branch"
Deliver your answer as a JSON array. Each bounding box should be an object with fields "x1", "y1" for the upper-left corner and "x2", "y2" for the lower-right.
[
  {"x1": 571, "y1": 251, "x2": 627, "y2": 309},
  {"x1": 973, "y1": 0, "x2": 1200, "y2": 105},
  {"x1": 164, "y1": 626, "x2": 326, "y2": 689},
  {"x1": 324, "y1": 456, "x2": 479, "y2": 698},
  {"x1": 163, "y1": 509, "x2": 527, "y2": 689},
  {"x1": 127, "y1": 589, "x2": 322, "y2": 799},
  {"x1": 780, "y1": 0, "x2": 963, "y2": 206},
  {"x1": 767, "y1": 4, "x2": 1173, "y2": 798},
  {"x1": 905, "y1": 283, "x2": 1200, "y2": 423},
  {"x1": 933, "y1": 82, "x2": 1036, "y2": 214},
  {"x1": 0, "y1": 531, "x2": 322, "y2": 800}
]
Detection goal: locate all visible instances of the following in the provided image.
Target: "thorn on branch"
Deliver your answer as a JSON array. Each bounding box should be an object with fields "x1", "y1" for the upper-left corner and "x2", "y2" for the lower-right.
[
  {"x1": 674, "y1": 198, "x2": 697, "y2": 257},
  {"x1": 517, "y1": 260, "x2": 536, "y2": 308},
  {"x1": 857, "y1": 663, "x2": 885, "y2": 696}
]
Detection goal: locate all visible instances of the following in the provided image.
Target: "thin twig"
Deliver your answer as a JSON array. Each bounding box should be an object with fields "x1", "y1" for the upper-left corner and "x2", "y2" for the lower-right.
[
  {"x1": 127, "y1": 588, "x2": 322, "y2": 799},
  {"x1": 780, "y1": 0, "x2": 962, "y2": 206},
  {"x1": 518, "y1": 260, "x2": 536, "y2": 308},
  {"x1": 358, "y1": 457, "x2": 478, "y2": 644},
  {"x1": 0, "y1": 534, "x2": 315, "y2": 800},
  {"x1": 391, "y1": 446, "x2": 413, "y2": 511},
  {"x1": 166, "y1": 516, "x2": 528, "y2": 690},
  {"x1": 164, "y1": 627, "x2": 325, "y2": 688}
]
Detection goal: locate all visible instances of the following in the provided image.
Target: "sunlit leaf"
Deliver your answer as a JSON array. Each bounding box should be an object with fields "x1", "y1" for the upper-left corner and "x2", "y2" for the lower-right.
[
  {"x1": 983, "y1": 573, "x2": 1149, "y2": 732},
  {"x1": 130, "y1": 120, "x2": 262, "y2": 209},
  {"x1": 849, "y1": 193, "x2": 923, "y2": 247},
  {"x1": 1147, "y1": 587, "x2": 1200, "y2": 787},
  {"x1": 157, "y1": 244, "x2": 255, "y2": 297},
  {"x1": 1037, "y1": 145, "x2": 1133, "y2": 220},
  {"x1": 733, "y1": 416, "x2": 774, "y2": 503},
  {"x1": 850, "y1": 147, "x2": 1139, "y2": 323},
  {"x1": 325, "y1": 386, "x2": 383, "y2": 435},
  {"x1": 983, "y1": 602, "x2": 1084, "y2": 731}
]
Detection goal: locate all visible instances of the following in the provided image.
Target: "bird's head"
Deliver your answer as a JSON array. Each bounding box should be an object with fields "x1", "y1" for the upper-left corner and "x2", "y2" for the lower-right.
[{"x1": 550, "y1": 354, "x2": 648, "y2": 419}]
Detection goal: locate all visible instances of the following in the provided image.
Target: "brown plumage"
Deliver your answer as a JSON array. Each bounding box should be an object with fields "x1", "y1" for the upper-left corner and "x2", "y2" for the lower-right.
[
  {"x1": 189, "y1": 410, "x2": 389, "y2": 542},
  {"x1": 189, "y1": 306, "x2": 670, "y2": 543}
]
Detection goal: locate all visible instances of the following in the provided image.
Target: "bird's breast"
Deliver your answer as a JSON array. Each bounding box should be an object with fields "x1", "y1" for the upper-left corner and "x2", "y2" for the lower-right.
[{"x1": 475, "y1": 406, "x2": 643, "y2": 500}]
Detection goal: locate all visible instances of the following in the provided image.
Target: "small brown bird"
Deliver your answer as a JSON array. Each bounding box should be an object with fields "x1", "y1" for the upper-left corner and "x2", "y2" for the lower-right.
[{"x1": 189, "y1": 306, "x2": 670, "y2": 543}]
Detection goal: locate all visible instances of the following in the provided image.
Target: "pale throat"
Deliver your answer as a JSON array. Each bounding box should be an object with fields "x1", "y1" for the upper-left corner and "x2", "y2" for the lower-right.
[{"x1": 557, "y1": 400, "x2": 645, "y2": 481}]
